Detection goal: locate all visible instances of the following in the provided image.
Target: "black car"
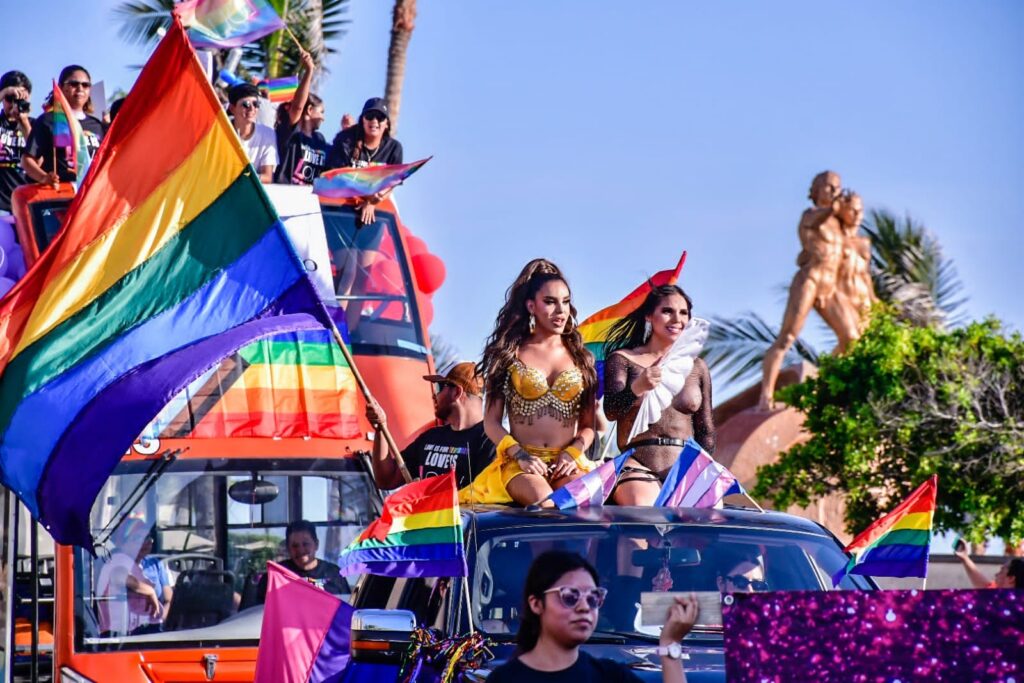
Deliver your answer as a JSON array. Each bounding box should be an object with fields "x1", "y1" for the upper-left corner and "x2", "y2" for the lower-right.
[{"x1": 349, "y1": 505, "x2": 874, "y2": 681}]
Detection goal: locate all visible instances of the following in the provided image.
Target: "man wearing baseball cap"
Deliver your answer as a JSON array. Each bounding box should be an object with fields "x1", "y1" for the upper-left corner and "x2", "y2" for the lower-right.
[{"x1": 366, "y1": 361, "x2": 495, "y2": 490}]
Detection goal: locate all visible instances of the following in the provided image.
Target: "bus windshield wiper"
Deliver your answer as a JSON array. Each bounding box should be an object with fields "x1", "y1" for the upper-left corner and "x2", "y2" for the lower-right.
[{"x1": 94, "y1": 448, "x2": 183, "y2": 547}]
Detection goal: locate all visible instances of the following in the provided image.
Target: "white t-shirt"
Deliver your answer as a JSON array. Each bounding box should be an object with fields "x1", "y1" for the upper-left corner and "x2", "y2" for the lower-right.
[
  {"x1": 96, "y1": 552, "x2": 160, "y2": 634},
  {"x1": 239, "y1": 123, "x2": 279, "y2": 171}
]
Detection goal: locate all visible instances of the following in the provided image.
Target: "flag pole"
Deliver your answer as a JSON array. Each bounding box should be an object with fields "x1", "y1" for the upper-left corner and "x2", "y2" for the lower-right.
[
  {"x1": 283, "y1": 25, "x2": 305, "y2": 52},
  {"x1": 326, "y1": 320, "x2": 412, "y2": 484},
  {"x1": 742, "y1": 491, "x2": 765, "y2": 513},
  {"x1": 462, "y1": 576, "x2": 475, "y2": 636}
]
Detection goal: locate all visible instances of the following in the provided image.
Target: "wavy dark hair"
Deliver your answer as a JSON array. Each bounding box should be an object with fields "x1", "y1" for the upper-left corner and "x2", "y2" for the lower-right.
[
  {"x1": 477, "y1": 258, "x2": 597, "y2": 401},
  {"x1": 516, "y1": 551, "x2": 600, "y2": 654},
  {"x1": 603, "y1": 284, "x2": 693, "y2": 358}
]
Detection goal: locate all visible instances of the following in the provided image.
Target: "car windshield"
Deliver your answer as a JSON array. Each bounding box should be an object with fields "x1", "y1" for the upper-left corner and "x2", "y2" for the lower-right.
[
  {"x1": 471, "y1": 522, "x2": 871, "y2": 640},
  {"x1": 322, "y1": 204, "x2": 428, "y2": 359},
  {"x1": 74, "y1": 458, "x2": 379, "y2": 652}
]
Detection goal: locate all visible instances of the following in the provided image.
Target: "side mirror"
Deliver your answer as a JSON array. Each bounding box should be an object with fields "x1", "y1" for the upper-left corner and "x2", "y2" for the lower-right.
[{"x1": 350, "y1": 608, "x2": 417, "y2": 664}]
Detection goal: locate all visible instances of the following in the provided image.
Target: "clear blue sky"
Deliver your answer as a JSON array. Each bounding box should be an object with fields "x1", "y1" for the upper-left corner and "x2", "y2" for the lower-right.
[{"x1": 7, "y1": 1, "x2": 1023, "y2": 399}]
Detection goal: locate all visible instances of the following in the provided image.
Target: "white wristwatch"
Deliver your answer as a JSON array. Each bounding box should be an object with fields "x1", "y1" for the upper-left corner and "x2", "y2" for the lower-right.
[{"x1": 656, "y1": 642, "x2": 683, "y2": 660}]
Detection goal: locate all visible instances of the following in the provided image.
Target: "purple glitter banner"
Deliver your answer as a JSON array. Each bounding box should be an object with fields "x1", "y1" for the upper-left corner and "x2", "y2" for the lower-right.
[{"x1": 723, "y1": 589, "x2": 1023, "y2": 682}]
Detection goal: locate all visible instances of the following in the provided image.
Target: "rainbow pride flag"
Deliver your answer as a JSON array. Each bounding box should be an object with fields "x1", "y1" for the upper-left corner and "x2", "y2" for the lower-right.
[
  {"x1": 175, "y1": 0, "x2": 286, "y2": 49},
  {"x1": 654, "y1": 438, "x2": 745, "y2": 508},
  {"x1": 0, "y1": 21, "x2": 327, "y2": 547},
  {"x1": 579, "y1": 252, "x2": 686, "y2": 395},
  {"x1": 50, "y1": 80, "x2": 92, "y2": 182},
  {"x1": 261, "y1": 76, "x2": 299, "y2": 103},
  {"x1": 340, "y1": 471, "x2": 467, "y2": 578},
  {"x1": 547, "y1": 451, "x2": 632, "y2": 510},
  {"x1": 313, "y1": 158, "x2": 431, "y2": 199},
  {"x1": 833, "y1": 476, "x2": 937, "y2": 584}
]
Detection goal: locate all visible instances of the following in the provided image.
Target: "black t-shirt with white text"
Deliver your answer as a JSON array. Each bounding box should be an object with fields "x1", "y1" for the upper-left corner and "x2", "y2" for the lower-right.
[
  {"x1": 274, "y1": 122, "x2": 328, "y2": 185},
  {"x1": 0, "y1": 117, "x2": 27, "y2": 211},
  {"x1": 486, "y1": 651, "x2": 643, "y2": 683},
  {"x1": 402, "y1": 422, "x2": 495, "y2": 489},
  {"x1": 24, "y1": 111, "x2": 104, "y2": 182},
  {"x1": 326, "y1": 126, "x2": 403, "y2": 169},
  {"x1": 255, "y1": 558, "x2": 349, "y2": 603}
]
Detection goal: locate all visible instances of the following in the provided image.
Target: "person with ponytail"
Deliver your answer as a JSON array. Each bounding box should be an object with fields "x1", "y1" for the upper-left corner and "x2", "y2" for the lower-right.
[
  {"x1": 461, "y1": 259, "x2": 598, "y2": 507},
  {"x1": 486, "y1": 550, "x2": 697, "y2": 682},
  {"x1": 603, "y1": 285, "x2": 716, "y2": 505}
]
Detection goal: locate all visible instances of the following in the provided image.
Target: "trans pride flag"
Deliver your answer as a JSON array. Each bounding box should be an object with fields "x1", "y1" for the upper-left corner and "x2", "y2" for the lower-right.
[
  {"x1": 175, "y1": 0, "x2": 286, "y2": 49},
  {"x1": 547, "y1": 451, "x2": 632, "y2": 510},
  {"x1": 833, "y1": 476, "x2": 937, "y2": 584},
  {"x1": 340, "y1": 471, "x2": 467, "y2": 578},
  {"x1": 654, "y1": 439, "x2": 745, "y2": 508},
  {"x1": 0, "y1": 21, "x2": 327, "y2": 546},
  {"x1": 579, "y1": 252, "x2": 686, "y2": 396},
  {"x1": 50, "y1": 80, "x2": 92, "y2": 183},
  {"x1": 313, "y1": 158, "x2": 431, "y2": 199}
]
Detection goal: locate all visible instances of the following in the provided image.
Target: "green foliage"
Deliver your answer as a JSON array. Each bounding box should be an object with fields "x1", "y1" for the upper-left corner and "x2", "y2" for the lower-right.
[{"x1": 753, "y1": 310, "x2": 1024, "y2": 544}]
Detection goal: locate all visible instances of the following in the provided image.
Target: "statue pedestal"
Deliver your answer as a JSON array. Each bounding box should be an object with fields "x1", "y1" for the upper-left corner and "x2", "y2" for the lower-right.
[{"x1": 714, "y1": 363, "x2": 851, "y2": 544}]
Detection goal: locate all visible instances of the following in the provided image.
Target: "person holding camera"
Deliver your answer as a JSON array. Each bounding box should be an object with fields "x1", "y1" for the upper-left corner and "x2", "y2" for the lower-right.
[{"x1": 0, "y1": 70, "x2": 32, "y2": 212}]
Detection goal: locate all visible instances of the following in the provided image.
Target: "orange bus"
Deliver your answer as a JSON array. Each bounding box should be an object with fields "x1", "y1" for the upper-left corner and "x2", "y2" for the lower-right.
[{"x1": 4, "y1": 183, "x2": 441, "y2": 682}]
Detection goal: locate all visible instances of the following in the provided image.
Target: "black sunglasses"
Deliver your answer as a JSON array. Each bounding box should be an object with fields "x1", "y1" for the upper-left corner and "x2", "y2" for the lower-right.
[
  {"x1": 725, "y1": 575, "x2": 769, "y2": 591},
  {"x1": 364, "y1": 111, "x2": 387, "y2": 122},
  {"x1": 63, "y1": 80, "x2": 91, "y2": 89},
  {"x1": 238, "y1": 100, "x2": 260, "y2": 110},
  {"x1": 432, "y1": 381, "x2": 455, "y2": 396},
  {"x1": 543, "y1": 585, "x2": 608, "y2": 610}
]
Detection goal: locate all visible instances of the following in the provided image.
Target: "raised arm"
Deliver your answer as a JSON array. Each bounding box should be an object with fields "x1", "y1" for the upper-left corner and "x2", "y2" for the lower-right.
[
  {"x1": 287, "y1": 50, "x2": 315, "y2": 127},
  {"x1": 689, "y1": 358, "x2": 716, "y2": 454}
]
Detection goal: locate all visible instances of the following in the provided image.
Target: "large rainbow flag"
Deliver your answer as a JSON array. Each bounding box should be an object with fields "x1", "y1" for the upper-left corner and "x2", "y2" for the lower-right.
[
  {"x1": 833, "y1": 475, "x2": 937, "y2": 584},
  {"x1": 313, "y1": 158, "x2": 431, "y2": 199},
  {"x1": 0, "y1": 20, "x2": 328, "y2": 547},
  {"x1": 50, "y1": 80, "x2": 92, "y2": 183},
  {"x1": 175, "y1": 0, "x2": 286, "y2": 49},
  {"x1": 579, "y1": 252, "x2": 686, "y2": 395},
  {"x1": 340, "y1": 471, "x2": 467, "y2": 578}
]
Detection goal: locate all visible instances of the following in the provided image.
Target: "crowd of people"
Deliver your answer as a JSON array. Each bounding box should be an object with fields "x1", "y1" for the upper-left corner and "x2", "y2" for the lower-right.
[{"x1": 0, "y1": 55, "x2": 403, "y2": 215}]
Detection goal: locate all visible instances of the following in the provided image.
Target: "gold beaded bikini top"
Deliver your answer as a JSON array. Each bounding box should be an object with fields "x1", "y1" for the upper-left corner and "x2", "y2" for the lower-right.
[{"x1": 504, "y1": 358, "x2": 584, "y2": 424}]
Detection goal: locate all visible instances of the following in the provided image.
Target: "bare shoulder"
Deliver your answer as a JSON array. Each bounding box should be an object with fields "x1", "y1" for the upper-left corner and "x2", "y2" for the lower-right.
[{"x1": 693, "y1": 356, "x2": 711, "y2": 376}]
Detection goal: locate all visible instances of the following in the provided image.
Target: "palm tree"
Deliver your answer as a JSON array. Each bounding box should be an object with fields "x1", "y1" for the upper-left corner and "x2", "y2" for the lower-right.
[
  {"x1": 384, "y1": 0, "x2": 417, "y2": 134},
  {"x1": 703, "y1": 208, "x2": 967, "y2": 388},
  {"x1": 112, "y1": 0, "x2": 350, "y2": 79}
]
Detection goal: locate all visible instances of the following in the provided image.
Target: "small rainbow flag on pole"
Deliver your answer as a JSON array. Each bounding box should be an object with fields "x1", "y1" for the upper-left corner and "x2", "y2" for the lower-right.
[
  {"x1": 579, "y1": 252, "x2": 686, "y2": 395},
  {"x1": 654, "y1": 439, "x2": 745, "y2": 508},
  {"x1": 50, "y1": 80, "x2": 92, "y2": 182},
  {"x1": 546, "y1": 451, "x2": 632, "y2": 511},
  {"x1": 832, "y1": 475, "x2": 937, "y2": 585},
  {"x1": 261, "y1": 76, "x2": 299, "y2": 103},
  {"x1": 175, "y1": 0, "x2": 286, "y2": 49},
  {"x1": 340, "y1": 470, "x2": 467, "y2": 578},
  {"x1": 313, "y1": 158, "x2": 431, "y2": 199}
]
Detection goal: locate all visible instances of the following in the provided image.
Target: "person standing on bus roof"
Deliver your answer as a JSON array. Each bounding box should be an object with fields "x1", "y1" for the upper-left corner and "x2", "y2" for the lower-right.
[
  {"x1": 0, "y1": 70, "x2": 32, "y2": 212},
  {"x1": 365, "y1": 361, "x2": 496, "y2": 490},
  {"x1": 227, "y1": 82, "x2": 277, "y2": 183},
  {"x1": 273, "y1": 50, "x2": 328, "y2": 185}
]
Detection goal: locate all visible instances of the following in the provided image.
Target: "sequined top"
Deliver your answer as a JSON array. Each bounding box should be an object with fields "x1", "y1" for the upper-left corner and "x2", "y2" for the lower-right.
[{"x1": 504, "y1": 358, "x2": 584, "y2": 424}]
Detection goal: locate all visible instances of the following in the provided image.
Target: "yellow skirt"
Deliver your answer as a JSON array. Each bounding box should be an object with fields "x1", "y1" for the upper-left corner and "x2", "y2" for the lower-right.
[{"x1": 458, "y1": 444, "x2": 596, "y2": 505}]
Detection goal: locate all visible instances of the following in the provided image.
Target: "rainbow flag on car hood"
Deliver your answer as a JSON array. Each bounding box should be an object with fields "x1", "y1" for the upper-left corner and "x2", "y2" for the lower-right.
[
  {"x1": 579, "y1": 252, "x2": 686, "y2": 396},
  {"x1": 340, "y1": 471, "x2": 467, "y2": 578},
  {"x1": 313, "y1": 158, "x2": 431, "y2": 199},
  {"x1": 833, "y1": 476, "x2": 937, "y2": 584},
  {"x1": 175, "y1": 0, "x2": 286, "y2": 49},
  {"x1": 0, "y1": 20, "x2": 328, "y2": 547}
]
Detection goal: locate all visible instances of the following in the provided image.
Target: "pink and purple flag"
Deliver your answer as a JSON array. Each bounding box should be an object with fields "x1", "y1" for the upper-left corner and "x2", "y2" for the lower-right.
[
  {"x1": 50, "y1": 80, "x2": 92, "y2": 182},
  {"x1": 175, "y1": 0, "x2": 286, "y2": 49},
  {"x1": 547, "y1": 451, "x2": 632, "y2": 510},
  {"x1": 654, "y1": 438, "x2": 745, "y2": 508},
  {"x1": 254, "y1": 562, "x2": 353, "y2": 683},
  {"x1": 313, "y1": 157, "x2": 431, "y2": 199}
]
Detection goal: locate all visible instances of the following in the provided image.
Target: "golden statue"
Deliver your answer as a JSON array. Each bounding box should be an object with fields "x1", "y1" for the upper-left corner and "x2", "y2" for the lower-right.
[{"x1": 759, "y1": 173, "x2": 876, "y2": 410}]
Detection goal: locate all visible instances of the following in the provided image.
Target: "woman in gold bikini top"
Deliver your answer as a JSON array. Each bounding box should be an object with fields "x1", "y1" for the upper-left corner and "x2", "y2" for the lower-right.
[{"x1": 462, "y1": 259, "x2": 598, "y2": 508}]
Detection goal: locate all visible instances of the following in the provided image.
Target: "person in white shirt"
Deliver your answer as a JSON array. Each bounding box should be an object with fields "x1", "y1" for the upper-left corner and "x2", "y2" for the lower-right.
[
  {"x1": 227, "y1": 83, "x2": 278, "y2": 183},
  {"x1": 96, "y1": 517, "x2": 164, "y2": 636}
]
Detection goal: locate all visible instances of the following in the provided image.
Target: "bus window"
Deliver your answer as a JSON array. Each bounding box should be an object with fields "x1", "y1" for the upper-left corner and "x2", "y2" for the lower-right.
[{"x1": 321, "y1": 205, "x2": 428, "y2": 359}]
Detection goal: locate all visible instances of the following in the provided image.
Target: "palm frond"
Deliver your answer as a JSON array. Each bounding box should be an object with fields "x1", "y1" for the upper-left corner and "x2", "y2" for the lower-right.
[
  {"x1": 242, "y1": 0, "x2": 350, "y2": 78},
  {"x1": 112, "y1": 0, "x2": 176, "y2": 48},
  {"x1": 702, "y1": 312, "x2": 819, "y2": 386}
]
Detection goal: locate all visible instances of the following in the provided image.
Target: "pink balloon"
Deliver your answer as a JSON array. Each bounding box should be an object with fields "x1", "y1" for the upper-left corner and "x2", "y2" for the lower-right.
[
  {"x1": 365, "y1": 258, "x2": 403, "y2": 295},
  {"x1": 412, "y1": 252, "x2": 446, "y2": 295}
]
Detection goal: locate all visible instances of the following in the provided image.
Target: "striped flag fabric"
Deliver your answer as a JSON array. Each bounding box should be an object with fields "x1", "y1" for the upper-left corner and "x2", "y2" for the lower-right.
[
  {"x1": 340, "y1": 470, "x2": 467, "y2": 578},
  {"x1": 547, "y1": 451, "x2": 632, "y2": 510},
  {"x1": 261, "y1": 76, "x2": 299, "y2": 103},
  {"x1": 175, "y1": 0, "x2": 286, "y2": 49},
  {"x1": 313, "y1": 158, "x2": 431, "y2": 199},
  {"x1": 50, "y1": 80, "x2": 92, "y2": 182},
  {"x1": 654, "y1": 439, "x2": 745, "y2": 508},
  {"x1": 579, "y1": 252, "x2": 686, "y2": 396},
  {"x1": 833, "y1": 476, "x2": 937, "y2": 584},
  {"x1": 254, "y1": 562, "x2": 353, "y2": 683},
  {"x1": 0, "y1": 20, "x2": 328, "y2": 547}
]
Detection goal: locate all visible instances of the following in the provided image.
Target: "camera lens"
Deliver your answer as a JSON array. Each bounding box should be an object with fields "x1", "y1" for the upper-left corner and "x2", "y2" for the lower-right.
[{"x1": 16, "y1": 99, "x2": 29, "y2": 113}]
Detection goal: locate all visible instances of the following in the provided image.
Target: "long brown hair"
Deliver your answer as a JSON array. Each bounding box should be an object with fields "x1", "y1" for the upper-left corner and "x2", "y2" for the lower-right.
[
  {"x1": 603, "y1": 284, "x2": 693, "y2": 356},
  {"x1": 478, "y1": 258, "x2": 597, "y2": 401}
]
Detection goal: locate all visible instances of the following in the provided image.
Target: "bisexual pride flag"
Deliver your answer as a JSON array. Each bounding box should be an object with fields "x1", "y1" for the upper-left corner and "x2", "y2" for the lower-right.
[
  {"x1": 175, "y1": 0, "x2": 286, "y2": 49},
  {"x1": 313, "y1": 158, "x2": 431, "y2": 199},
  {"x1": 340, "y1": 470, "x2": 467, "y2": 578},
  {"x1": 654, "y1": 439, "x2": 745, "y2": 508},
  {"x1": 547, "y1": 451, "x2": 632, "y2": 511}
]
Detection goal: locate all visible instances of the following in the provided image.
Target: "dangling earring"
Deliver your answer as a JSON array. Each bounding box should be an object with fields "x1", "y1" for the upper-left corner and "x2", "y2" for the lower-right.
[
  {"x1": 643, "y1": 321, "x2": 652, "y2": 341},
  {"x1": 528, "y1": 314, "x2": 536, "y2": 334}
]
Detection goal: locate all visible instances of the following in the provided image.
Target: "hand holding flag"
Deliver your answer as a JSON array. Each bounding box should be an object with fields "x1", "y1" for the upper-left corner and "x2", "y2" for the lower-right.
[
  {"x1": 313, "y1": 158, "x2": 431, "y2": 200},
  {"x1": 546, "y1": 451, "x2": 632, "y2": 510}
]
